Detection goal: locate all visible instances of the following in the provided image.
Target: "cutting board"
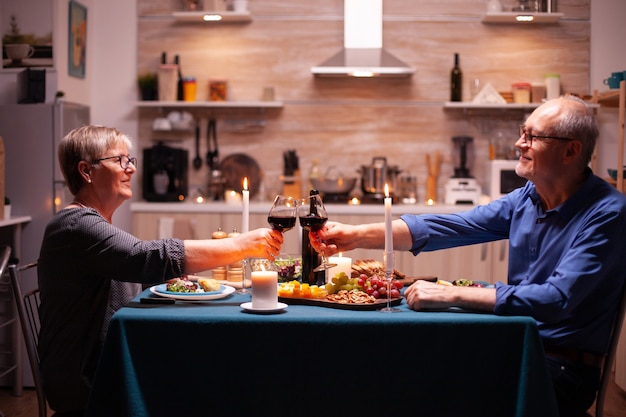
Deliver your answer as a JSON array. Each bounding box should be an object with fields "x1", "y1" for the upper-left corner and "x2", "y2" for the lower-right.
[{"x1": 278, "y1": 295, "x2": 403, "y2": 311}]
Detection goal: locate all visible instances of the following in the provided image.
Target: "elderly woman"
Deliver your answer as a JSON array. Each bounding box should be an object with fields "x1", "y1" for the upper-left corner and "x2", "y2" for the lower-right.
[{"x1": 38, "y1": 125, "x2": 283, "y2": 416}]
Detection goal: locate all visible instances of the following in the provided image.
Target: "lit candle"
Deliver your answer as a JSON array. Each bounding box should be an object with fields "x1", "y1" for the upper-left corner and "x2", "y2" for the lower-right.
[
  {"x1": 242, "y1": 177, "x2": 249, "y2": 233},
  {"x1": 327, "y1": 253, "x2": 352, "y2": 284},
  {"x1": 384, "y1": 183, "x2": 394, "y2": 274},
  {"x1": 251, "y1": 270, "x2": 278, "y2": 308}
]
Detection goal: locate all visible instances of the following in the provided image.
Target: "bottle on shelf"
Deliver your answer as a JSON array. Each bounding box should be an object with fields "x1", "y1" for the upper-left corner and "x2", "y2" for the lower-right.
[
  {"x1": 174, "y1": 55, "x2": 184, "y2": 101},
  {"x1": 301, "y1": 189, "x2": 324, "y2": 286},
  {"x1": 450, "y1": 53, "x2": 463, "y2": 102}
]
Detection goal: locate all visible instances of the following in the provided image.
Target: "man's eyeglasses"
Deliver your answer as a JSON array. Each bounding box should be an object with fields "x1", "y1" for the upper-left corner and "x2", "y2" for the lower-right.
[
  {"x1": 519, "y1": 125, "x2": 572, "y2": 147},
  {"x1": 93, "y1": 155, "x2": 138, "y2": 169}
]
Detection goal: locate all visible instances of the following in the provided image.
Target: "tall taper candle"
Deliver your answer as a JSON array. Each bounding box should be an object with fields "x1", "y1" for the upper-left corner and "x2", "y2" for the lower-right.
[
  {"x1": 242, "y1": 177, "x2": 250, "y2": 233},
  {"x1": 384, "y1": 184, "x2": 394, "y2": 274}
]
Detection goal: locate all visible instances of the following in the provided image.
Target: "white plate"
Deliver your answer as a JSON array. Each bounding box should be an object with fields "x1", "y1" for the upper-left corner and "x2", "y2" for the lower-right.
[
  {"x1": 240, "y1": 302, "x2": 288, "y2": 313},
  {"x1": 150, "y1": 283, "x2": 235, "y2": 301}
]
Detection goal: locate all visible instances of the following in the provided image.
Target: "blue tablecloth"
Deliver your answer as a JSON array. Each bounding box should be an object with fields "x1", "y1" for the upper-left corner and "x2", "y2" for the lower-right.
[{"x1": 86, "y1": 288, "x2": 558, "y2": 417}]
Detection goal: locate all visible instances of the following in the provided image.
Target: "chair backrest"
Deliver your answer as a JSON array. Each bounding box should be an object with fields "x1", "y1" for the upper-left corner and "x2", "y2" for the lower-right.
[
  {"x1": 596, "y1": 281, "x2": 626, "y2": 417},
  {"x1": 9, "y1": 260, "x2": 46, "y2": 417}
]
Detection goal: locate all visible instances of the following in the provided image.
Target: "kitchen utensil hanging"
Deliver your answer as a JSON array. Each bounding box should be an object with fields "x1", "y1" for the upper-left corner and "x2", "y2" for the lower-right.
[
  {"x1": 193, "y1": 122, "x2": 202, "y2": 170},
  {"x1": 206, "y1": 118, "x2": 219, "y2": 170}
]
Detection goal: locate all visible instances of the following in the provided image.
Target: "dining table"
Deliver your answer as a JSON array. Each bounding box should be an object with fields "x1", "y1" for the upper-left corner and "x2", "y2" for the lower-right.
[{"x1": 85, "y1": 286, "x2": 558, "y2": 417}]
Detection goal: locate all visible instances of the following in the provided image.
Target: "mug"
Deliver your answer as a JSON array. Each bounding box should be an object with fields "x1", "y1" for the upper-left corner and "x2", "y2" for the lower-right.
[
  {"x1": 604, "y1": 71, "x2": 625, "y2": 89},
  {"x1": 4, "y1": 44, "x2": 35, "y2": 62}
]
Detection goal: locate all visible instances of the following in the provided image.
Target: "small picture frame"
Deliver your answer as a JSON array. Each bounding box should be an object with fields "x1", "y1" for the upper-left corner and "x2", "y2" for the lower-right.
[{"x1": 68, "y1": 0, "x2": 87, "y2": 78}]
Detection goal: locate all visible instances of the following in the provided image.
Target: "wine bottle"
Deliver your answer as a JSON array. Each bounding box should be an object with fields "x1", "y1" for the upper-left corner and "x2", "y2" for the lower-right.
[
  {"x1": 450, "y1": 53, "x2": 462, "y2": 102},
  {"x1": 301, "y1": 189, "x2": 324, "y2": 286},
  {"x1": 174, "y1": 55, "x2": 184, "y2": 101}
]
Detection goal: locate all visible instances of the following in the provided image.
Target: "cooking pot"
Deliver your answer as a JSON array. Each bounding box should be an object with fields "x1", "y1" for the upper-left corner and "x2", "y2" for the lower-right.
[
  {"x1": 310, "y1": 167, "x2": 357, "y2": 195},
  {"x1": 359, "y1": 157, "x2": 401, "y2": 197}
]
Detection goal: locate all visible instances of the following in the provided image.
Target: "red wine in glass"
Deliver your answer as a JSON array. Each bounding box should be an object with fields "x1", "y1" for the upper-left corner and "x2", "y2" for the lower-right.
[
  {"x1": 268, "y1": 195, "x2": 298, "y2": 233},
  {"x1": 268, "y1": 215, "x2": 296, "y2": 232},
  {"x1": 298, "y1": 215, "x2": 327, "y2": 231}
]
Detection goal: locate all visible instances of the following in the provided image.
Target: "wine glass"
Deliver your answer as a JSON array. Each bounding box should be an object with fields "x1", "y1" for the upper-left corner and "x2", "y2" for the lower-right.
[
  {"x1": 380, "y1": 254, "x2": 401, "y2": 313},
  {"x1": 267, "y1": 195, "x2": 297, "y2": 233},
  {"x1": 298, "y1": 194, "x2": 337, "y2": 272}
]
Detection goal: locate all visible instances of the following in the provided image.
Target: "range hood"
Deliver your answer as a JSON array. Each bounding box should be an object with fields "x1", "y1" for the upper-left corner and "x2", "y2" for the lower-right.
[{"x1": 311, "y1": 0, "x2": 414, "y2": 78}]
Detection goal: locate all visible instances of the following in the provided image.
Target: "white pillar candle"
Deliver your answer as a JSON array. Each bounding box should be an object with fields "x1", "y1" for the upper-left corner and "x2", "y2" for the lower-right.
[
  {"x1": 384, "y1": 184, "x2": 394, "y2": 275},
  {"x1": 327, "y1": 254, "x2": 352, "y2": 283},
  {"x1": 242, "y1": 177, "x2": 250, "y2": 233},
  {"x1": 251, "y1": 270, "x2": 278, "y2": 308}
]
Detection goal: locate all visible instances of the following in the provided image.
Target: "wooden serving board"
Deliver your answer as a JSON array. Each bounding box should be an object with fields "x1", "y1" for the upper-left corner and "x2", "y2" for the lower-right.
[{"x1": 278, "y1": 296, "x2": 403, "y2": 311}]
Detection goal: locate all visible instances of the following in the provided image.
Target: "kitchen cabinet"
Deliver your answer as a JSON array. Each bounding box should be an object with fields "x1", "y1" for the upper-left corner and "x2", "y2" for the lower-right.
[
  {"x1": 331, "y1": 213, "x2": 507, "y2": 284},
  {"x1": 132, "y1": 210, "x2": 301, "y2": 259},
  {"x1": 131, "y1": 203, "x2": 509, "y2": 283}
]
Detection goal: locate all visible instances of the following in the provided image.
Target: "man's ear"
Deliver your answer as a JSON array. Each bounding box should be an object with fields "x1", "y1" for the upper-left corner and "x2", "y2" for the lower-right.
[{"x1": 563, "y1": 140, "x2": 582, "y2": 163}]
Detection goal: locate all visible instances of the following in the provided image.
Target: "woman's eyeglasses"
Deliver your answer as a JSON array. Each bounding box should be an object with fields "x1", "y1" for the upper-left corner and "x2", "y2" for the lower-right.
[
  {"x1": 93, "y1": 155, "x2": 138, "y2": 169},
  {"x1": 519, "y1": 125, "x2": 572, "y2": 147}
]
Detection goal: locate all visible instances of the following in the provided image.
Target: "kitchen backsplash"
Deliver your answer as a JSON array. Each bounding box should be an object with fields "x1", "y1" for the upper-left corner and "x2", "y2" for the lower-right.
[{"x1": 136, "y1": 0, "x2": 591, "y2": 202}]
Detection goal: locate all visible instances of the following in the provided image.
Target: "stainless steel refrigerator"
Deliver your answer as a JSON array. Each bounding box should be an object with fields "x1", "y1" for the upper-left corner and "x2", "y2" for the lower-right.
[{"x1": 0, "y1": 101, "x2": 90, "y2": 387}]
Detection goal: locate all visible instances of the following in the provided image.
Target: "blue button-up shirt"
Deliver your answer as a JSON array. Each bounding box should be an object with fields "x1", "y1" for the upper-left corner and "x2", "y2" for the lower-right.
[{"x1": 401, "y1": 169, "x2": 626, "y2": 354}]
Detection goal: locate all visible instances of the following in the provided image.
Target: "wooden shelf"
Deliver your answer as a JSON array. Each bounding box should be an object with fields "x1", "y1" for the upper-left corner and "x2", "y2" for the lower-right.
[
  {"x1": 597, "y1": 90, "x2": 622, "y2": 108},
  {"x1": 444, "y1": 102, "x2": 540, "y2": 110},
  {"x1": 482, "y1": 12, "x2": 564, "y2": 24},
  {"x1": 136, "y1": 100, "x2": 283, "y2": 109},
  {"x1": 444, "y1": 101, "x2": 599, "y2": 112},
  {"x1": 172, "y1": 11, "x2": 252, "y2": 23}
]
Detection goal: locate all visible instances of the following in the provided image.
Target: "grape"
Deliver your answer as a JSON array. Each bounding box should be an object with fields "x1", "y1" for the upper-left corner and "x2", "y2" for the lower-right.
[{"x1": 327, "y1": 271, "x2": 403, "y2": 299}]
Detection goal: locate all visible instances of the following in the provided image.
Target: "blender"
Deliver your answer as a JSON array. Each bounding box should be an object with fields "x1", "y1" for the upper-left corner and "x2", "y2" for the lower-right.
[{"x1": 444, "y1": 136, "x2": 482, "y2": 205}]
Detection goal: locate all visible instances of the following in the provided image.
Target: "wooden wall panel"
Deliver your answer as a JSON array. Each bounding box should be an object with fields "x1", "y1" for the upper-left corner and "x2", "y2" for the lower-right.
[{"x1": 136, "y1": 0, "x2": 591, "y2": 202}]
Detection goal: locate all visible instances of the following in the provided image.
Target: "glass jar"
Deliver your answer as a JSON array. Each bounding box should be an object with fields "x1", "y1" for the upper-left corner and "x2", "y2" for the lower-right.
[{"x1": 512, "y1": 82, "x2": 531, "y2": 104}]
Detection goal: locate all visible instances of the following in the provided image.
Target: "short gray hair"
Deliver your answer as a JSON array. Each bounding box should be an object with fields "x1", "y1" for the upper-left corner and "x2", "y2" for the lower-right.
[
  {"x1": 548, "y1": 95, "x2": 599, "y2": 168},
  {"x1": 58, "y1": 125, "x2": 134, "y2": 195}
]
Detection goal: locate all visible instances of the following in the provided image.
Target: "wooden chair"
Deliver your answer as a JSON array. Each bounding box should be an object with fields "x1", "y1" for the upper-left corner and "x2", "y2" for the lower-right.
[
  {"x1": 0, "y1": 246, "x2": 12, "y2": 417},
  {"x1": 595, "y1": 282, "x2": 626, "y2": 417},
  {"x1": 9, "y1": 260, "x2": 46, "y2": 417}
]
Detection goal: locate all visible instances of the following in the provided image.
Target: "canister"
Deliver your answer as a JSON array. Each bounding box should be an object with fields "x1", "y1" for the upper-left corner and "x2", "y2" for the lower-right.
[
  {"x1": 209, "y1": 80, "x2": 228, "y2": 101},
  {"x1": 182, "y1": 77, "x2": 197, "y2": 102},
  {"x1": 511, "y1": 83, "x2": 531, "y2": 104},
  {"x1": 545, "y1": 73, "x2": 560, "y2": 100},
  {"x1": 531, "y1": 84, "x2": 546, "y2": 103}
]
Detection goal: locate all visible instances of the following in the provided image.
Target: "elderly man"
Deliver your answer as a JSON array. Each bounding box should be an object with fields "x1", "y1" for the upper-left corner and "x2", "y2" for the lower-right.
[{"x1": 312, "y1": 96, "x2": 626, "y2": 417}]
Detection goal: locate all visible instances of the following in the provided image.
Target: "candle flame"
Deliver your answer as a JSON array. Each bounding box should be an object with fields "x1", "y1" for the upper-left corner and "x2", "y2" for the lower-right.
[
  {"x1": 427, "y1": 198, "x2": 434, "y2": 206},
  {"x1": 243, "y1": 177, "x2": 248, "y2": 191},
  {"x1": 384, "y1": 183, "x2": 389, "y2": 198},
  {"x1": 338, "y1": 252, "x2": 343, "y2": 258}
]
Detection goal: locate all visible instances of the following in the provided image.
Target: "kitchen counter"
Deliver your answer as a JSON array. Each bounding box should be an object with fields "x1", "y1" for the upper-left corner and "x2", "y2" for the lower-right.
[{"x1": 130, "y1": 201, "x2": 477, "y2": 216}]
